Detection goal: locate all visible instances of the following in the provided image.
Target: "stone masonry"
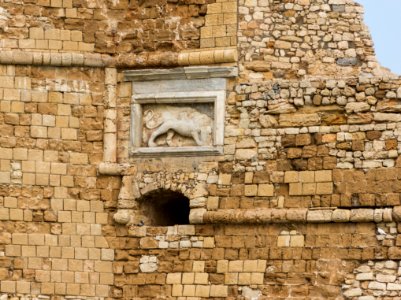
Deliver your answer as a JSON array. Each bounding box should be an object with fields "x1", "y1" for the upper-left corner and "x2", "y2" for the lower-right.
[{"x1": 0, "y1": 0, "x2": 401, "y2": 299}]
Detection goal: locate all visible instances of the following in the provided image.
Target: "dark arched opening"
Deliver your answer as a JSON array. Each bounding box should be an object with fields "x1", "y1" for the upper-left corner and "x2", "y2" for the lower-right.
[{"x1": 137, "y1": 189, "x2": 190, "y2": 226}]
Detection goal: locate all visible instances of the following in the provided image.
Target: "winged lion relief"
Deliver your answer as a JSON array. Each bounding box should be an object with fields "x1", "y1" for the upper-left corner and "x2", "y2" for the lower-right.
[{"x1": 142, "y1": 105, "x2": 213, "y2": 148}]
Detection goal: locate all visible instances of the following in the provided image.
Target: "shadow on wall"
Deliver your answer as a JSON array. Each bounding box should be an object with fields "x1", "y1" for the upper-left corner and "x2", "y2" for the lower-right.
[
  {"x1": 137, "y1": 189, "x2": 190, "y2": 226},
  {"x1": 356, "y1": 0, "x2": 401, "y2": 75}
]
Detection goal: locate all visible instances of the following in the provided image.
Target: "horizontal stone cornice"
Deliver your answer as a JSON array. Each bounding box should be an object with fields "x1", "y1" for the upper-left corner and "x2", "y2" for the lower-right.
[
  {"x1": 0, "y1": 47, "x2": 237, "y2": 68},
  {"x1": 196, "y1": 207, "x2": 395, "y2": 224}
]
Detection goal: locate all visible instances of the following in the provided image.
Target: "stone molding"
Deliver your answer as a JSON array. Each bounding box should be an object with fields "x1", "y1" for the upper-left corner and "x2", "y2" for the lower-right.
[
  {"x1": 0, "y1": 48, "x2": 237, "y2": 68},
  {"x1": 197, "y1": 208, "x2": 395, "y2": 224},
  {"x1": 177, "y1": 48, "x2": 237, "y2": 66},
  {"x1": 124, "y1": 65, "x2": 238, "y2": 81}
]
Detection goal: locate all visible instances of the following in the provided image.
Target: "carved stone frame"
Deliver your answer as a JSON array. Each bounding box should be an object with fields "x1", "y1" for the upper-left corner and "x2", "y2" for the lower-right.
[
  {"x1": 130, "y1": 90, "x2": 225, "y2": 156},
  {"x1": 125, "y1": 66, "x2": 237, "y2": 157}
]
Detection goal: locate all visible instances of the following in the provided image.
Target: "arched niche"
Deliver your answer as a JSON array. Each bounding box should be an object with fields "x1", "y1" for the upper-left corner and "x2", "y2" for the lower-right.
[{"x1": 137, "y1": 189, "x2": 190, "y2": 226}]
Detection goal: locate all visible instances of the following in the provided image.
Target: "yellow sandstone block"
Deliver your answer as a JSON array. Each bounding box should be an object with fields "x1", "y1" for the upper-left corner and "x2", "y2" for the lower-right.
[
  {"x1": 79, "y1": 42, "x2": 95, "y2": 52},
  {"x1": 1, "y1": 281, "x2": 16, "y2": 293},
  {"x1": 172, "y1": 285, "x2": 183, "y2": 297},
  {"x1": 166, "y1": 273, "x2": 182, "y2": 284},
  {"x1": 207, "y1": 3, "x2": 222, "y2": 14},
  {"x1": 16, "y1": 281, "x2": 30, "y2": 294},
  {"x1": 222, "y1": 2, "x2": 237, "y2": 13},
  {"x1": 225, "y1": 272, "x2": 238, "y2": 284},
  {"x1": 244, "y1": 184, "x2": 257, "y2": 196},
  {"x1": 215, "y1": 37, "x2": 231, "y2": 47},
  {"x1": 200, "y1": 38, "x2": 215, "y2": 48},
  {"x1": 60, "y1": 29, "x2": 71, "y2": 41},
  {"x1": 45, "y1": 29, "x2": 60, "y2": 40},
  {"x1": 48, "y1": 40, "x2": 62, "y2": 50},
  {"x1": 258, "y1": 184, "x2": 274, "y2": 196},
  {"x1": 195, "y1": 285, "x2": 210, "y2": 297},
  {"x1": 210, "y1": 285, "x2": 228, "y2": 297},
  {"x1": 29, "y1": 27, "x2": 45, "y2": 40},
  {"x1": 71, "y1": 31, "x2": 82, "y2": 42},
  {"x1": 182, "y1": 285, "x2": 196, "y2": 297},
  {"x1": 50, "y1": 0, "x2": 62, "y2": 7},
  {"x1": 19, "y1": 39, "x2": 36, "y2": 49}
]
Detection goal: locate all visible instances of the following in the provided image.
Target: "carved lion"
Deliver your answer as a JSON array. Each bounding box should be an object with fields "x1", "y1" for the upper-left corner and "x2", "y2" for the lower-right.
[{"x1": 143, "y1": 106, "x2": 213, "y2": 147}]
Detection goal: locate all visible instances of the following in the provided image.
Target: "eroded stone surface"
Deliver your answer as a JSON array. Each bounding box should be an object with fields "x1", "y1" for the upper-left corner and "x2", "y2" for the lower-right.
[{"x1": 0, "y1": 0, "x2": 400, "y2": 299}]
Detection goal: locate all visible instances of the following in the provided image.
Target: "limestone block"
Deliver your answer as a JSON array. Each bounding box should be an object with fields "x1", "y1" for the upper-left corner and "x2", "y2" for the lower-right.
[
  {"x1": 236, "y1": 149, "x2": 257, "y2": 160},
  {"x1": 289, "y1": 183, "x2": 302, "y2": 196},
  {"x1": 189, "y1": 208, "x2": 206, "y2": 224},
  {"x1": 376, "y1": 99, "x2": 401, "y2": 112},
  {"x1": 316, "y1": 182, "x2": 333, "y2": 195},
  {"x1": 195, "y1": 285, "x2": 210, "y2": 297},
  {"x1": 374, "y1": 113, "x2": 401, "y2": 122},
  {"x1": 286, "y1": 209, "x2": 307, "y2": 222},
  {"x1": 299, "y1": 171, "x2": 314, "y2": 182},
  {"x1": 343, "y1": 288, "x2": 362, "y2": 297},
  {"x1": 332, "y1": 209, "x2": 350, "y2": 222},
  {"x1": 258, "y1": 184, "x2": 274, "y2": 196},
  {"x1": 279, "y1": 113, "x2": 320, "y2": 126},
  {"x1": 243, "y1": 184, "x2": 257, "y2": 197},
  {"x1": 194, "y1": 273, "x2": 208, "y2": 284},
  {"x1": 392, "y1": 206, "x2": 401, "y2": 222},
  {"x1": 302, "y1": 183, "x2": 316, "y2": 195},
  {"x1": 355, "y1": 272, "x2": 374, "y2": 281},
  {"x1": 182, "y1": 273, "x2": 195, "y2": 284},
  {"x1": 367, "y1": 281, "x2": 386, "y2": 290},
  {"x1": 345, "y1": 102, "x2": 370, "y2": 113},
  {"x1": 210, "y1": 285, "x2": 228, "y2": 297},
  {"x1": 277, "y1": 235, "x2": 290, "y2": 247},
  {"x1": 177, "y1": 225, "x2": 195, "y2": 236},
  {"x1": 172, "y1": 285, "x2": 183, "y2": 297},
  {"x1": 218, "y1": 173, "x2": 231, "y2": 185},
  {"x1": 388, "y1": 247, "x2": 401, "y2": 259},
  {"x1": 284, "y1": 171, "x2": 299, "y2": 183},
  {"x1": 182, "y1": 285, "x2": 196, "y2": 296},
  {"x1": 376, "y1": 274, "x2": 396, "y2": 283},
  {"x1": 307, "y1": 210, "x2": 332, "y2": 222},
  {"x1": 1, "y1": 281, "x2": 16, "y2": 293},
  {"x1": 229, "y1": 260, "x2": 243, "y2": 272},
  {"x1": 139, "y1": 237, "x2": 158, "y2": 249},
  {"x1": 315, "y1": 170, "x2": 332, "y2": 182},
  {"x1": 383, "y1": 208, "x2": 393, "y2": 222},
  {"x1": 139, "y1": 255, "x2": 158, "y2": 273},
  {"x1": 290, "y1": 235, "x2": 304, "y2": 247},
  {"x1": 387, "y1": 283, "x2": 401, "y2": 290},
  {"x1": 350, "y1": 209, "x2": 374, "y2": 222}
]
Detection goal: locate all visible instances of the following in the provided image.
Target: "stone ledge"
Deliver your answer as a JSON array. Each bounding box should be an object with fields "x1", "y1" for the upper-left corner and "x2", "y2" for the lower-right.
[
  {"x1": 0, "y1": 48, "x2": 237, "y2": 68},
  {"x1": 124, "y1": 66, "x2": 238, "y2": 81},
  {"x1": 177, "y1": 47, "x2": 237, "y2": 66},
  {"x1": 130, "y1": 146, "x2": 224, "y2": 157},
  {"x1": 199, "y1": 207, "x2": 395, "y2": 224},
  {"x1": 98, "y1": 162, "x2": 131, "y2": 176}
]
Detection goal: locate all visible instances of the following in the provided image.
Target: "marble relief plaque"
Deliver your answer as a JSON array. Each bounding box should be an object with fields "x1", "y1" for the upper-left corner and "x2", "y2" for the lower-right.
[
  {"x1": 130, "y1": 90, "x2": 225, "y2": 156},
  {"x1": 126, "y1": 67, "x2": 237, "y2": 157},
  {"x1": 141, "y1": 103, "x2": 214, "y2": 148}
]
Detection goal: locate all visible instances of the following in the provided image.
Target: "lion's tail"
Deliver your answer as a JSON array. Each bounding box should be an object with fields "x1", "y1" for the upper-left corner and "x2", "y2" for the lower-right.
[{"x1": 143, "y1": 109, "x2": 161, "y2": 129}]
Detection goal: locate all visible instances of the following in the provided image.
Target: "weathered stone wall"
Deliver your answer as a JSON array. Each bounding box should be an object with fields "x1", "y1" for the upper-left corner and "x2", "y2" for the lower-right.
[
  {"x1": 0, "y1": 0, "x2": 401, "y2": 299},
  {"x1": 0, "y1": 65, "x2": 123, "y2": 296},
  {"x1": 239, "y1": 0, "x2": 382, "y2": 80},
  {"x1": 0, "y1": 0, "x2": 208, "y2": 54}
]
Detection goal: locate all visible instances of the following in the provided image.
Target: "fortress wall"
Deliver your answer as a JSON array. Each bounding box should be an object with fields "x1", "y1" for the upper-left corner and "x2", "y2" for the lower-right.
[
  {"x1": 238, "y1": 0, "x2": 381, "y2": 80},
  {"x1": 0, "y1": 0, "x2": 400, "y2": 299}
]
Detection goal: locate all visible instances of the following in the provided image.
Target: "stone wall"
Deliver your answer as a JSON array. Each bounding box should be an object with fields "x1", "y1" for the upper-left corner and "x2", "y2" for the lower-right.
[
  {"x1": 0, "y1": 0, "x2": 207, "y2": 54},
  {"x1": 239, "y1": 0, "x2": 383, "y2": 80},
  {"x1": 0, "y1": 0, "x2": 401, "y2": 299}
]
